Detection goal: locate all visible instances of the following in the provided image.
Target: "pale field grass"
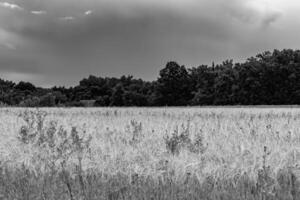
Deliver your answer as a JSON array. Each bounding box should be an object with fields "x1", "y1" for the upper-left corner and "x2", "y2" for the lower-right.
[{"x1": 1, "y1": 107, "x2": 300, "y2": 185}]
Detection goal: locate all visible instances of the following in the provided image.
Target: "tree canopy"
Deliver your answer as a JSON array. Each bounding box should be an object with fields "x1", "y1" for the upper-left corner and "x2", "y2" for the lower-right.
[{"x1": 1, "y1": 49, "x2": 300, "y2": 107}]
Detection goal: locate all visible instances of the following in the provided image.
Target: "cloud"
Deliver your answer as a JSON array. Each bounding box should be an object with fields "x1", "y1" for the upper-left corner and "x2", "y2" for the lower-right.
[
  {"x1": 0, "y1": 2, "x2": 23, "y2": 10},
  {"x1": 0, "y1": 55, "x2": 40, "y2": 74},
  {"x1": 262, "y1": 11, "x2": 282, "y2": 26},
  {"x1": 0, "y1": 0, "x2": 298, "y2": 87},
  {"x1": 0, "y1": 28, "x2": 19, "y2": 51},
  {"x1": 0, "y1": 43, "x2": 16, "y2": 50},
  {"x1": 60, "y1": 16, "x2": 75, "y2": 20},
  {"x1": 31, "y1": 10, "x2": 47, "y2": 15},
  {"x1": 225, "y1": 0, "x2": 282, "y2": 26},
  {"x1": 85, "y1": 10, "x2": 92, "y2": 15}
]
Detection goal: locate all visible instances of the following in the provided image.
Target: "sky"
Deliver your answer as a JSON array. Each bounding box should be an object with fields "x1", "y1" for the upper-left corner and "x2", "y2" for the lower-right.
[{"x1": 0, "y1": 0, "x2": 300, "y2": 87}]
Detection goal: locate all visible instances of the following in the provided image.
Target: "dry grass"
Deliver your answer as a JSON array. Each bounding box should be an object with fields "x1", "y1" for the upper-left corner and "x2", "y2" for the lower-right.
[{"x1": 1, "y1": 107, "x2": 300, "y2": 199}]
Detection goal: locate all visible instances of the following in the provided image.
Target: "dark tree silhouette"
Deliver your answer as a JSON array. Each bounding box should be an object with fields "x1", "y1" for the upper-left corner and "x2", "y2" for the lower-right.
[
  {"x1": 155, "y1": 61, "x2": 192, "y2": 106},
  {"x1": 1, "y1": 49, "x2": 300, "y2": 107},
  {"x1": 15, "y1": 81, "x2": 36, "y2": 92}
]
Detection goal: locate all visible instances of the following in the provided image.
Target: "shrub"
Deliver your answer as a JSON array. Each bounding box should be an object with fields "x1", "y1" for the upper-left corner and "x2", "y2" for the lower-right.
[
  {"x1": 126, "y1": 120, "x2": 143, "y2": 145},
  {"x1": 19, "y1": 96, "x2": 40, "y2": 107},
  {"x1": 17, "y1": 109, "x2": 93, "y2": 200},
  {"x1": 164, "y1": 122, "x2": 207, "y2": 155}
]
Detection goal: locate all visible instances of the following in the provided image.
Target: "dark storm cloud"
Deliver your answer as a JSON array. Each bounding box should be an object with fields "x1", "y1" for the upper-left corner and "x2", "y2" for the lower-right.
[
  {"x1": 0, "y1": 56, "x2": 39, "y2": 74},
  {"x1": 261, "y1": 12, "x2": 282, "y2": 27},
  {"x1": 0, "y1": 0, "x2": 297, "y2": 86}
]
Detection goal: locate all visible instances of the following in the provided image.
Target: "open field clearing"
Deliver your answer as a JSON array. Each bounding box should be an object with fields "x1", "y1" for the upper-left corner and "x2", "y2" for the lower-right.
[{"x1": 1, "y1": 107, "x2": 300, "y2": 199}]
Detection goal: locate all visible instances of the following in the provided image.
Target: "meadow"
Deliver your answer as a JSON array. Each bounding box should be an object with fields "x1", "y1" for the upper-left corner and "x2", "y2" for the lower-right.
[{"x1": 1, "y1": 107, "x2": 300, "y2": 199}]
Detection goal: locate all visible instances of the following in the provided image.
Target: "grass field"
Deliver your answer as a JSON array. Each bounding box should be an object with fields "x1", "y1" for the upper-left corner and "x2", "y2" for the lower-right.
[{"x1": 1, "y1": 107, "x2": 300, "y2": 200}]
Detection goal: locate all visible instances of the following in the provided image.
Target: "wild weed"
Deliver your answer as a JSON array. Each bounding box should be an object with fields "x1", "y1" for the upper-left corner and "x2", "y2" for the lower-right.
[
  {"x1": 17, "y1": 109, "x2": 92, "y2": 200},
  {"x1": 164, "y1": 121, "x2": 207, "y2": 155}
]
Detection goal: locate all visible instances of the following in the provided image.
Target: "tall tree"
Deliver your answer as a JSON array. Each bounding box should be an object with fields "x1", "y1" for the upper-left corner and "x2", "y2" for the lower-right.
[
  {"x1": 155, "y1": 62, "x2": 192, "y2": 106},
  {"x1": 110, "y1": 83, "x2": 125, "y2": 106}
]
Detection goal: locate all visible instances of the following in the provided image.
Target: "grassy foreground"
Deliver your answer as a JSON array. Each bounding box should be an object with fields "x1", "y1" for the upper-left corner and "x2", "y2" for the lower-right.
[{"x1": 1, "y1": 107, "x2": 300, "y2": 199}]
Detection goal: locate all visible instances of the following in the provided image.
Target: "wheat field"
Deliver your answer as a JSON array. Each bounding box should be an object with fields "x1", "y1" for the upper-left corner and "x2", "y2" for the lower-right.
[{"x1": 1, "y1": 107, "x2": 300, "y2": 199}]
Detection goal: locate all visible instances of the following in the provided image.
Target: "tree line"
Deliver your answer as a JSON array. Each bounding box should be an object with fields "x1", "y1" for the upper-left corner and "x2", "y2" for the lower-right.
[{"x1": 1, "y1": 49, "x2": 300, "y2": 107}]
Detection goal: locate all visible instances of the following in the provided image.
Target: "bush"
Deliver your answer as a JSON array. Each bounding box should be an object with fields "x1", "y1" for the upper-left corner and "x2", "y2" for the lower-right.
[
  {"x1": 164, "y1": 122, "x2": 207, "y2": 155},
  {"x1": 17, "y1": 109, "x2": 93, "y2": 200},
  {"x1": 19, "y1": 96, "x2": 40, "y2": 107},
  {"x1": 39, "y1": 93, "x2": 56, "y2": 107}
]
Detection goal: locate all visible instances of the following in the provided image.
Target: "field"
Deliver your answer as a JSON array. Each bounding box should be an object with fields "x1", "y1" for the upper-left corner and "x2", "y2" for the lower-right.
[{"x1": 1, "y1": 107, "x2": 300, "y2": 200}]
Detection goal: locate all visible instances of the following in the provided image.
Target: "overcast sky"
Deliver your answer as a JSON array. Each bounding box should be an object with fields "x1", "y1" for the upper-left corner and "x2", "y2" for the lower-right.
[{"x1": 0, "y1": 0, "x2": 299, "y2": 87}]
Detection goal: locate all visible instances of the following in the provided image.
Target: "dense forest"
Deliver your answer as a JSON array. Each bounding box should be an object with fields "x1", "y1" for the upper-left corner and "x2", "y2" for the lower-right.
[{"x1": 1, "y1": 49, "x2": 300, "y2": 107}]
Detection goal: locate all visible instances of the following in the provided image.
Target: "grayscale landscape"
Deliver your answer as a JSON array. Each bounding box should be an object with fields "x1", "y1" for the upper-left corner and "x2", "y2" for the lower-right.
[{"x1": 1, "y1": 0, "x2": 300, "y2": 199}]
